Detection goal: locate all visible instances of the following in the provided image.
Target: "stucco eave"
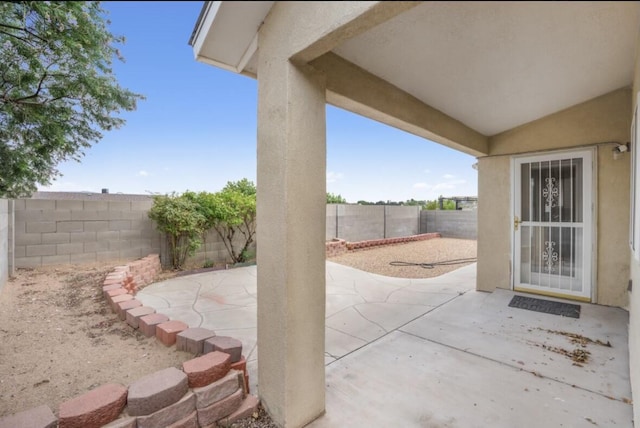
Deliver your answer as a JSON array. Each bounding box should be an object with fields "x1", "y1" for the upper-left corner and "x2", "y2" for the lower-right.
[
  {"x1": 488, "y1": 88, "x2": 632, "y2": 156},
  {"x1": 313, "y1": 52, "x2": 488, "y2": 157}
]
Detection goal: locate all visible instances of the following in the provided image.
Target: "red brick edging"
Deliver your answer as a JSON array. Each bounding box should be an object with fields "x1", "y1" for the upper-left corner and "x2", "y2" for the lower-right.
[
  {"x1": 0, "y1": 254, "x2": 259, "y2": 428},
  {"x1": 326, "y1": 232, "x2": 441, "y2": 257}
]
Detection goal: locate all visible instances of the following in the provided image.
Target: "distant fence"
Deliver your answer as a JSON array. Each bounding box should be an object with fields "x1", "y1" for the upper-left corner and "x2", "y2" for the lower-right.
[
  {"x1": 326, "y1": 204, "x2": 421, "y2": 242},
  {"x1": 0, "y1": 195, "x2": 477, "y2": 276},
  {"x1": 420, "y1": 210, "x2": 477, "y2": 239}
]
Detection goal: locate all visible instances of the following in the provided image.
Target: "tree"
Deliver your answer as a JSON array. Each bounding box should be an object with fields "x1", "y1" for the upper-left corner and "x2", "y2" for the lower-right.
[
  {"x1": 202, "y1": 179, "x2": 257, "y2": 264},
  {"x1": 148, "y1": 193, "x2": 206, "y2": 270},
  {"x1": 0, "y1": 1, "x2": 143, "y2": 197},
  {"x1": 327, "y1": 192, "x2": 346, "y2": 204},
  {"x1": 423, "y1": 197, "x2": 456, "y2": 210}
]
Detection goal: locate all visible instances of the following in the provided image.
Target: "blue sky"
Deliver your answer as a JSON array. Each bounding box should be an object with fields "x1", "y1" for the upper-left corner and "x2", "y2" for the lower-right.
[{"x1": 40, "y1": 1, "x2": 478, "y2": 203}]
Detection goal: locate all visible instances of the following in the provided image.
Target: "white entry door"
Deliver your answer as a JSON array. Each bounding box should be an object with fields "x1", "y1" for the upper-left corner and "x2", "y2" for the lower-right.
[{"x1": 513, "y1": 150, "x2": 593, "y2": 301}]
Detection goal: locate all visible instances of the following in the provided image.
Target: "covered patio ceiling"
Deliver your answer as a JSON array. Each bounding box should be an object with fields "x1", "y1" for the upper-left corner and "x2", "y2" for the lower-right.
[{"x1": 191, "y1": 1, "x2": 640, "y2": 139}]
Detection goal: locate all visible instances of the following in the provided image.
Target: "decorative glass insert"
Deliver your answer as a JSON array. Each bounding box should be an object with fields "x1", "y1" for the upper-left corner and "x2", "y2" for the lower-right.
[
  {"x1": 543, "y1": 177, "x2": 559, "y2": 208},
  {"x1": 542, "y1": 240, "x2": 558, "y2": 273}
]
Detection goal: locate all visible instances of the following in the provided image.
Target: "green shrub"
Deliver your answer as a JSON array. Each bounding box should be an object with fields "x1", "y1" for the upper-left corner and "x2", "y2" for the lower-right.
[
  {"x1": 198, "y1": 179, "x2": 257, "y2": 264},
  {"x1": 148, "y1": 192, "x2": 206, "y2": 269}
]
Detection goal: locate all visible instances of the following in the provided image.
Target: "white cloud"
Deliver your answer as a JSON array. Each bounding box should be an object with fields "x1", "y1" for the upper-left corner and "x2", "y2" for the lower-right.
[
  {"x1": 38, "y1": 181, "x2": 97, "y2": 193},
  {"x1": 430, "y1": 179, "x2": 467, "y2": 192},
  {"x1": 442, "y1": 173, "x2": 456, "y2": 179},
  {"x1": 138, "y1": 170, "x2": 149, "y2": 177},
  {"x1": 413, "y1": 182, "x2": 428, "y2": 189},
  {"x1": 327, "y1": 171, "x2": 344, "y2": 183}
]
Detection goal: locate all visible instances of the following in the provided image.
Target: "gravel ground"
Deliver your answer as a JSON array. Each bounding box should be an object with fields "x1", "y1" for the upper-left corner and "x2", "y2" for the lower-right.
[{"x1": 329, "y1": 237, "x2": 477, "y2": 278}]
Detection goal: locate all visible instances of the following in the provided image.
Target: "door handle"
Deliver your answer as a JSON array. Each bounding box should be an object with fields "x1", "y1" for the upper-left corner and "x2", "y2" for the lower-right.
[{"x1": 514, "y1": 216, "x2": 522, "y2": 231}]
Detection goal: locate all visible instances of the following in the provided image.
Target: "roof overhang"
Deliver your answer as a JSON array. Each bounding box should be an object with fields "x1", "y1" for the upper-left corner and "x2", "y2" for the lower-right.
[
  {"x1": 189, "y1": 1, "x2": 273, "y2": 75},
  {"x1": 190, "y1": 1, "x2": 640, "y2": 140}
]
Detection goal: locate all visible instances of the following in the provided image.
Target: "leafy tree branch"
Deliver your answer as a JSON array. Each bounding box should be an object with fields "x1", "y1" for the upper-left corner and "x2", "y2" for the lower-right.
[{"x1": 0, "y1": 1, "x2": 144, "y2": 198}]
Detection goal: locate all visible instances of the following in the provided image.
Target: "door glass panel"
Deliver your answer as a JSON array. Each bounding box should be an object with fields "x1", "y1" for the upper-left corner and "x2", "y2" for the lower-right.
[
  {"x1": 521, "y1": 163, "x2": 530, "y2": 222},
  {"x1": 524, "y1": 158, "x2": 583, "y2": 223},
  {"x1": 518, "y1": 156, "x2": 585, "y2": 294}
]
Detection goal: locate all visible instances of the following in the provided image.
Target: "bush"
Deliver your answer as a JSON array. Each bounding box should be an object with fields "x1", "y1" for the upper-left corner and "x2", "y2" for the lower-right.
[
  {"x1": 198, "y1": 179, "x2": 257, "y2": 264},
  {"x1": 148, "y1": 193, "x2": 206, "y2": 269}
]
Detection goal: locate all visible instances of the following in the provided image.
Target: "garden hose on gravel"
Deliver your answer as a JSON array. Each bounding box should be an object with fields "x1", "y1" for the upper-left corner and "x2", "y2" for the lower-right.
[{"x1": 389, "y1": 258, "x2": 477, "y2": 269}]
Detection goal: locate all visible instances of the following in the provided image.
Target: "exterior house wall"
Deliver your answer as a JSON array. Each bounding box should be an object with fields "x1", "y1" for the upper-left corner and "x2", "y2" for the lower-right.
[
  {"x1": 477, "y1": 88, "x2": 631, "y2": 308},
  {"x1": 477, "y1": 156, "x2": 512, "y2": 293},
  {"x1": 629, "y1": 255, "x2": 640, "y2": 424},
  {"x1": 0, "y1": 199, "x2": 8, "y2": 291},
  {"x1": 628, "y1": 42, "x2": 640, "y2": 424}
]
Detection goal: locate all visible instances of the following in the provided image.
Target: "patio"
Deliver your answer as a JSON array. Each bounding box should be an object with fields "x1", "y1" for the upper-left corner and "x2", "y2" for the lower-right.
[{"x1": 137, "y1": 262, "x2": 632, "y2": 427}]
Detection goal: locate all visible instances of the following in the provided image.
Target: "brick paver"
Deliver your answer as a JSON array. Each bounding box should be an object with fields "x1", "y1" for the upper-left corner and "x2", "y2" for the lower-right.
[
  {"x1": 139, "y1": 313, "x2": 170, "y2": 338},
  {"x1": 116, "y1": 299, "x2": 142, "y2": 320},
  {"x1": 203, "y1": 336, "x2": 242, "y2": 363},
  {"x1": 176, "y1": 327, "x2": 216, "y2": 355},
  {"x1": 127, "y1": 367, "x2": 188, "y2": 416},
  {"x1": 192, "y1": 369, "x2": 242, "y2": 409},
  {"x1": 182, "y1": 351, "x2": 231, "y2": 388},
  {"x1": 58, "y1": 384, "x2": 127, "y2": 428},
  {"x1": 135, "y1": 392, "x2": 195, "y2": 428},
  {"x1": 196, "y1": 389, "x2": 243, "y2": 427},
  {"x1": 156, "y1": 320, "x2": 189, "y2": 346},
  {"x1": 166, "y1": 410, "x2": 197, "y2": 428},
  {"x1": 0, "y1": 405, "x2": 57, "y2": 428},
  {"x1": 125, "y1": 306, "x2": 155, "y2": 329}
]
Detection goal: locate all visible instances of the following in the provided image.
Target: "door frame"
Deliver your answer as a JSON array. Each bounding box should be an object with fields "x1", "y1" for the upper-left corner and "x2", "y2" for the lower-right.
[{"x1": 510, "y1": 148, "x2": 596, "y2": 302}]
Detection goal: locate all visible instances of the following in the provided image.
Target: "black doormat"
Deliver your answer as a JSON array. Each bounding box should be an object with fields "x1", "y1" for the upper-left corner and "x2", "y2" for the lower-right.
[{"x1": 508, "y1": 295, "x2": 581, "y2": 319}]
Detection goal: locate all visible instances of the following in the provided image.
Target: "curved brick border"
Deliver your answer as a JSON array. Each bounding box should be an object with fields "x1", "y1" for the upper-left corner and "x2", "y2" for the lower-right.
[
  {"x1": 326, "y1": 232, "x2": 441, "y2": 257},
  {"x1": 0, "y1": 254, "x2": 259, "y2": 428}
]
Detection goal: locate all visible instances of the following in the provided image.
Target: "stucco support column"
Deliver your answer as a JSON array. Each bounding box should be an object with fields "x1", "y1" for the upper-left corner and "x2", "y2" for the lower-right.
[
  {"x1": 477, "y1": 155, "x2": 511, "y2": 293},
  {"x1": 256, "y1": 47, "x2": 327, "y2": 428}
]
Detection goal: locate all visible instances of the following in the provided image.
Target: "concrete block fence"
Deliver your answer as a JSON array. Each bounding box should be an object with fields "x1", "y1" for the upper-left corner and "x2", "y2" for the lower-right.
[
  {"x1": 0, "y1": 254, "x2": 259, "y2": 428},
  {"x1": 0, "y1": 194, "x2": 477, "y2": 291},
  {"x1": 5, "y1": 194, "x2": 252, "y2": 271},
  {"x1": 326, "y1": 204, "x2": 422, "y2": 242},
  {"x1": 11, "y1": 196, "x2": 162, "y2": 269},
  {"x1": 420, "y1": 209, "x2": 477, "y2": 239}
]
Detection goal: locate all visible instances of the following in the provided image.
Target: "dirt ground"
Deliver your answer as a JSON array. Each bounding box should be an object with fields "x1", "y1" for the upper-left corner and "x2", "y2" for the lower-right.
[
  {"x1": 0, "y1": 238, "x2": 476, "y2": 423},
  {"x1": 0, "y1": 263, "x2": 190, "y2": 418}
]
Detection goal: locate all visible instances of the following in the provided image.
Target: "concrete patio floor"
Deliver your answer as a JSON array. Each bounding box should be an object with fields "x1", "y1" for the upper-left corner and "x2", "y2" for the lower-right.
[{"x1": 137, "y1": 262, "x2": 633, "y2": 427}]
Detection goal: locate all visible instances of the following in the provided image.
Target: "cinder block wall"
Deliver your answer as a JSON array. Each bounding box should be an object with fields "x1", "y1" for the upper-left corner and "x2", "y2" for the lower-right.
[
  {"x1": 385, "y1": 205, "x2": 420, "y2": 238},
  {"x1": 0, "y1": 199, "x2": 8, "y2": 290},
  {"x1": 328, "y1": 204, "x2": 421, "y2": 242},
  {"x1": 420, "y1": 210, "x2": 477, "y2": 239},
  {"x1": 13, "y1": 198, "x2": 162, "y2": 268},
  {"x1": 337, "y1": 204, "x2": 385, "y2": 241},
  {"x1": 8, "y1": 195, "x2": 477, "y2": 271},
  {"x1": 11, "y1": 195, "x2": 254, "y2": 270},
  {"x1": 186, "y1": 229, "x2": 256, "y2": 268},
  {"x1": 327, "y1": 204, "x2": 477, "y2": 242}
]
